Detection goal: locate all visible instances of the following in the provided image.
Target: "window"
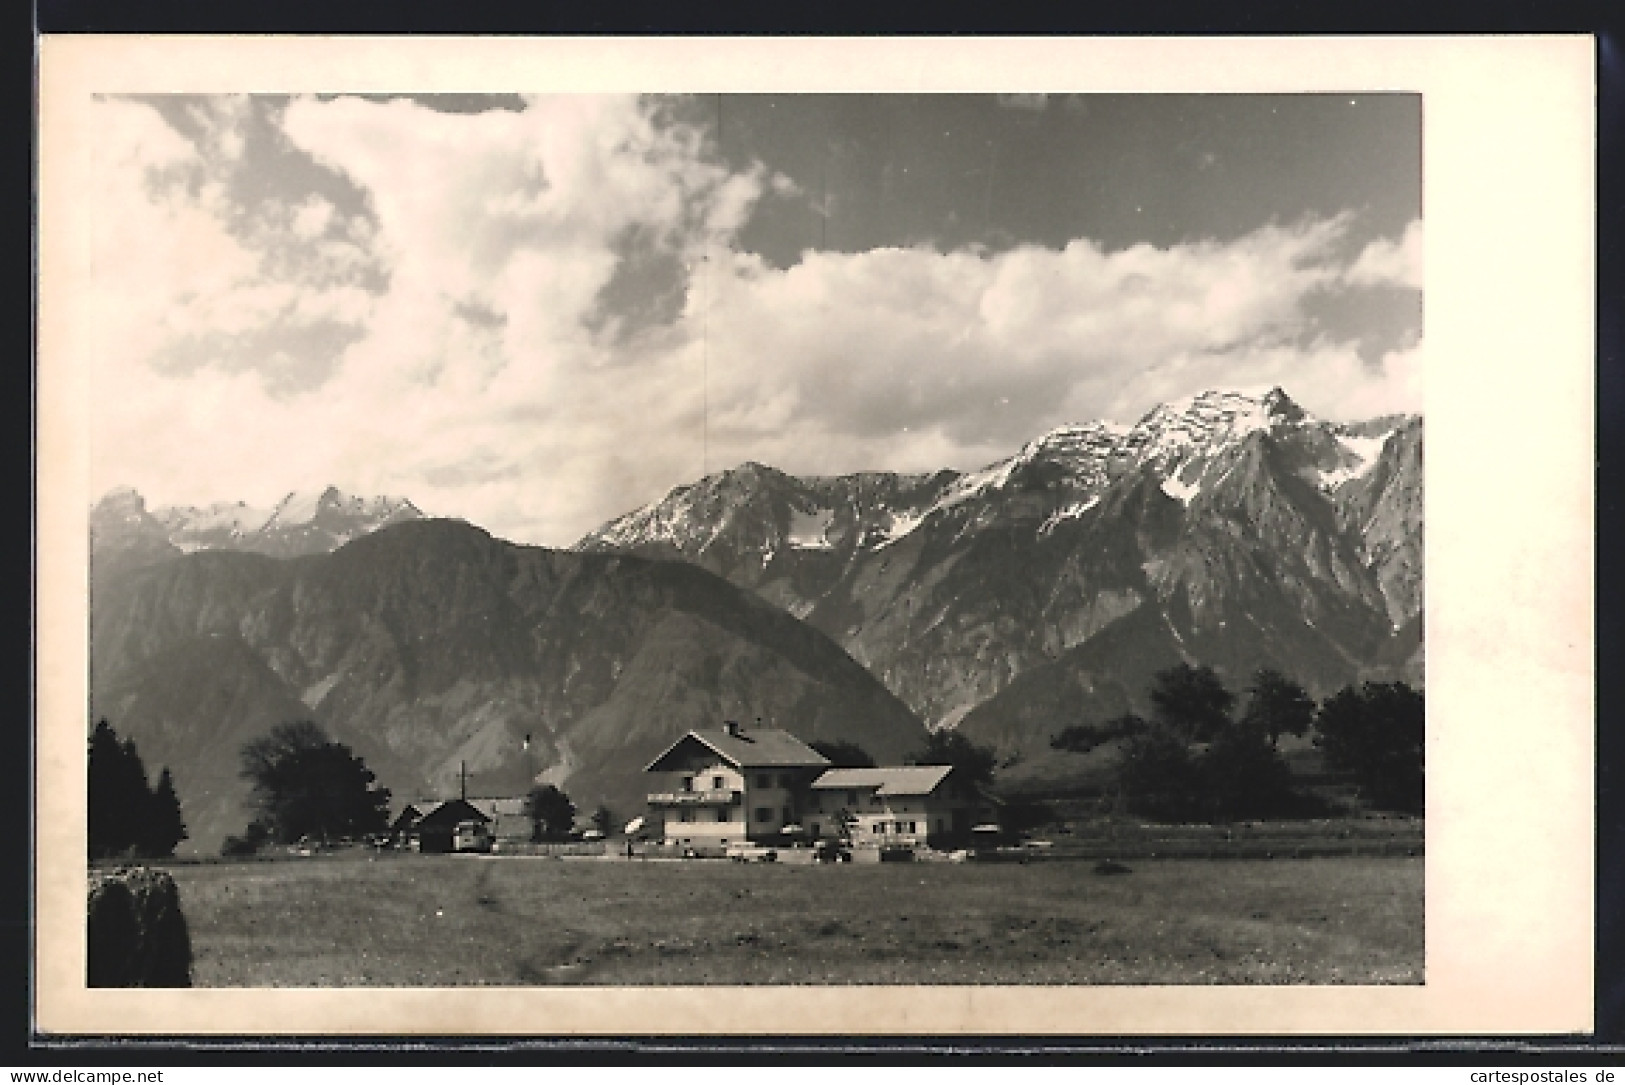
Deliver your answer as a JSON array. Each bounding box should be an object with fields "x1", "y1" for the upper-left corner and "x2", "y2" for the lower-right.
[
  {"x1": 909, "y1": 821, "x2": 917, "y2": 834},
  {"x1": 756, "y1": 774, "x2": 772, "y2": 790},
  {"x1": 680, "y1": 775, "x2": 693, "y2": 792},
  {"x1": 754, "y1": 807, "x2": 773, "y2": 823},
  {"x1": 846, "y1": 790, "x2": 857, "y2": 806},
  {"x1": 712, "y1": 775, "x2": 725, "y2": 790},
  {"x1": 714, "y1": 809, "x2": 728, "y2": 823},
  {"x1": 779, "y1": 774, "x2": 794, "y2": 789},
  {"x1": 782, "y1": 806, "x2": 793, "y2": 824},
  {"x1": 680, "y1": 809, "x2": 693, "y2": 823}
]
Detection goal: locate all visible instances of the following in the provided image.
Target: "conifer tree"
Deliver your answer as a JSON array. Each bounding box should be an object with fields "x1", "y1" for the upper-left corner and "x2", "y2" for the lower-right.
[
  {"x1": 87, "y1": 720, "x2": 131, "y2": 859},
  {"x1": 142, "y1": 767, "x2": 188, "y2": 858},
  {"x1": 88, "y1": 719, "x2": 187, "y2": 860}
]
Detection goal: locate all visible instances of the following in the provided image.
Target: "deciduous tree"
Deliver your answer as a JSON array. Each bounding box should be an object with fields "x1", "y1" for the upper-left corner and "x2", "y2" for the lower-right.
[
  {"x1": 239, "y1": 721, "x2": 391, "y2": 844},
  {"x1": 525, "y1": 783, "x2": 577, "y2": 842},
  {"x1": 1316, "y1": 682, "x2": 1424, "y2": 814},
  {"x1": 1149, "y1": 663, "x2": 1235, "y2": 741},
  {"x1": 1201, "y1": 724, "x2": 1298, "y2": 821},
  {"x1": 1114, "y1": 725, "x2": 1200, "y2": 821},
  {"x1": 1241, "y1": 668, "x2": 1316, "y2": 747}
]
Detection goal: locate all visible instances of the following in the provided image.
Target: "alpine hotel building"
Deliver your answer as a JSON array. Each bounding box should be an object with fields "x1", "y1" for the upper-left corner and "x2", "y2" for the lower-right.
[{"x1": 644, "y1": 722, "x2": 988, "y2": 851}]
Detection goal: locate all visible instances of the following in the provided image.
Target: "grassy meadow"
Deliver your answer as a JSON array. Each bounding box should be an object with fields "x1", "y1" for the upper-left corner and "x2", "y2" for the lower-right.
[{"x1": 165, "y1": 851, "x2": 1422, "y2": 986}]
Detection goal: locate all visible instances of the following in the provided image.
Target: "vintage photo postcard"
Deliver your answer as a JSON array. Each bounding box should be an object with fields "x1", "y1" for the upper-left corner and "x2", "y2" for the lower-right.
[{"x1": 35, "y1": 35, "x2": 1594, "y2": 1037}]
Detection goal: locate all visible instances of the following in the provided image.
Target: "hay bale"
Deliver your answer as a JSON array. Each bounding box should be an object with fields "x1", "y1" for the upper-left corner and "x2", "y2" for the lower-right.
[{"x1": 87, "y1": 867, "x2": 192, "y2": 987}]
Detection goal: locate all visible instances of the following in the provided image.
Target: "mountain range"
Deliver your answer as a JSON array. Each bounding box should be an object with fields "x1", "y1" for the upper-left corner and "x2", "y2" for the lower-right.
[
  {"x1": 91, "y1": 486, "x2": 423, "y2": 577},
  {"x1": 578, "y1": 388, "x2": 1423, "y2": 747},
  {"x1": 87, "y1": 386, "x2": 1421, "y2": 850}
]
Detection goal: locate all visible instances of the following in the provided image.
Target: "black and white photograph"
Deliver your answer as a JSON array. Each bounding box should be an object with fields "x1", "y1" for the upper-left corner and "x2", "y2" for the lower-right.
[{"x1": 37, "y1": 36, "x2": 1592, "y2": 1035}]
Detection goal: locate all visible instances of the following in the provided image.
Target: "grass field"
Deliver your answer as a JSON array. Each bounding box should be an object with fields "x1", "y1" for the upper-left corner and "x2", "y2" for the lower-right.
[{"x1": 164, "y1": 852, "x2": 1422, "y2": 986}]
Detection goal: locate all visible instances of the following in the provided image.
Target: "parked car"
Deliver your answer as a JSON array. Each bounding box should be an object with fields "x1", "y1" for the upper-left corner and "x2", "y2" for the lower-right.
[
  {"x1": 453, "y1": 820, "x2": 493, "y2": 853},
  {"x1": 813, "y1": 839, "x2": 851, "y2": 863}
]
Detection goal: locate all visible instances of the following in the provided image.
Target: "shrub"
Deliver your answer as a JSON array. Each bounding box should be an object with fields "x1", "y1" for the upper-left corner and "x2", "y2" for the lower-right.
[
  {"x1": 1115, "y1": 725, "x2": 1201, "y2": 821},
  {"x1": 1201, "y1": 725, "x2": 1298, "y2": 821},
  {"x1": 1051, "y1": 713, "x2": 1147, "y2": 754}
]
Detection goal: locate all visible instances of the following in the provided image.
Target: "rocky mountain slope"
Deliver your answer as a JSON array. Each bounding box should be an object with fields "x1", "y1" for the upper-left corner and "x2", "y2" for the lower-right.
[
  {"x1": 578, "y1": 388, "x2": 1424, "y2": 753},
  {"x1": 90, "y1": 519, "x2": 928, "y2": 852}
]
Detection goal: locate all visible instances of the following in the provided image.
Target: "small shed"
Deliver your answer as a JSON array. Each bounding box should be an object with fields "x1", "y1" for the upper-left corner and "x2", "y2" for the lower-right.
[{"x1": 390, "y1": 803, "x2": 425, "y2": 846}]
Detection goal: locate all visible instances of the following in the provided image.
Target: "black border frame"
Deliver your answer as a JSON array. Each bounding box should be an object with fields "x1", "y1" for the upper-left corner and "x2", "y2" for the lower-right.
[{"x1": 20, "y1": 2, "x2": 1622, "y2": 1066}]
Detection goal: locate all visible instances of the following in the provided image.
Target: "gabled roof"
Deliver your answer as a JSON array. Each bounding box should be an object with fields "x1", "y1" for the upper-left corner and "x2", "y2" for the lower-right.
[
  {"x1": 811, "y1": 765, "x2": 955, "y2": 797},
  {"x1": 645, "y1": 728, "x2": 832, "y2": 772},
  {"x1": 391, "y1": 803, "x2": 424, "y2": 829},
  {"x1": 416, "y1": 798, "x2": 493, "y2": 829},
  {"x1": 464, "y1": 796, "x2": 528, "y2": 819}
]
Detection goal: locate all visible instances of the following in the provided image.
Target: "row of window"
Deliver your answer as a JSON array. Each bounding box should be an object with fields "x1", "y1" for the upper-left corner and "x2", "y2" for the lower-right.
[
  {"x1": 675, "y1": 772, "x2": 801, "y2": 792},
  {"x1": 676, "y1": 806, "x2": 794, "y2": 824},
  {"x1": 677, "y1": 774, "x2": 733, "y2": 792},
  {"x1": 871, "y1": 820, "x2": 928, "y2": 835},
  {"x1": 672, "y1": 811, "x2": 952, "y2": 836},
  {"x1": 677, "y1": 809, "x2": 730, "y2": 824},
  {"x1": 808, "y1": 818, "x2": 943, "y2": 836}
]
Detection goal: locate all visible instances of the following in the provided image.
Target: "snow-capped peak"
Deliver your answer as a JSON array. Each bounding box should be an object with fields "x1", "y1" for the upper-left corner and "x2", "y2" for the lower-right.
[
  {"x1": 258, "y1": 487, "x2": 421, "y2": 530},
  {"x1": 94, "y1": 485, "x2": 425, "y2": 558},
  {"x1": 1127, "y1": 387, "x2": 1299, "y2": 457},
  {"x1": 577, "y1": 387, "x2": 1407, "y2": 555}
]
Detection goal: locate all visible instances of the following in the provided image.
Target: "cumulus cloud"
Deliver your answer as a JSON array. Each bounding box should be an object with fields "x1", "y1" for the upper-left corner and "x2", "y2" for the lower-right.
[
  {"x1": 84, "y1": 94, "x2": 1422, "y2": 547},
  {"x1": 692, "y1": 213, "x2": 1405, "y2": 474},
  {"x1": 1346, "y1": 218, "x2": 1423, "y2": 289}
]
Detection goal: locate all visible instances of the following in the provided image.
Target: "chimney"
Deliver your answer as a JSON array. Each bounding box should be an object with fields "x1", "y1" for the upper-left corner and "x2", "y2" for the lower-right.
[{"x1": 724, "y1": 720, "x2": 741, "y2": 737}]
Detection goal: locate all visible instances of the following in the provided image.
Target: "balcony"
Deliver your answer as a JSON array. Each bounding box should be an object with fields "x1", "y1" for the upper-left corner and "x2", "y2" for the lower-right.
[{"x1": 647, "y1": 789, "x2": 740, "y2": 806}]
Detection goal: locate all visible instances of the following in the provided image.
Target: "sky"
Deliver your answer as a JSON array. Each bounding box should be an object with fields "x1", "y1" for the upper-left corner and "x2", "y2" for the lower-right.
[{"x1": 84, "y1": 92, "x2": 1422, "y2": 545}]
